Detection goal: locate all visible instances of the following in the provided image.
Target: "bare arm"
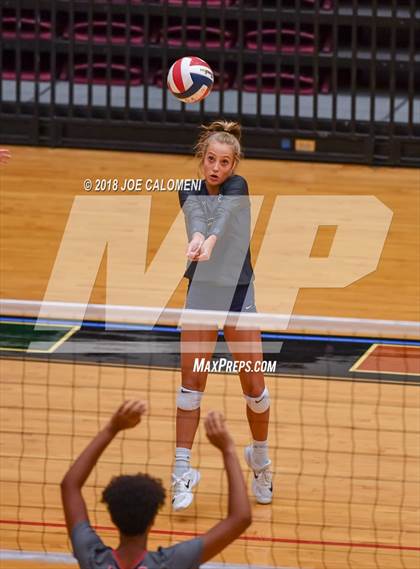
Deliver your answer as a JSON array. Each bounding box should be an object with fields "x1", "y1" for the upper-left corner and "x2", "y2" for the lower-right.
[
  {"x1": 60, "y1": 400, "x2": 147, "y2": 536},
  {"x1": 200, "y1": 412, "x2": 252, "y2": 563}
]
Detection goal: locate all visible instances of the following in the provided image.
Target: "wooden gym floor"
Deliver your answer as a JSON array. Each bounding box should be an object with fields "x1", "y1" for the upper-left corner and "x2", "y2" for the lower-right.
[
  {"x1": 0, "y1": 146, "x2": 419, "y2": 320},
  {"x1": 0, "y1": 147, "x2": 419, "y2": 569}
]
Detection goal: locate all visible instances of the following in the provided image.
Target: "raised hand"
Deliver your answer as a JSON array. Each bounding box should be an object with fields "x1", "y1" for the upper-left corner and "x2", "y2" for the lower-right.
[
  {"x1": 109, "y1": 400, "x2": 147, "y2": 433},
  {"x1": 204, "y1": 410, "x2": 235, "y2": 453}
]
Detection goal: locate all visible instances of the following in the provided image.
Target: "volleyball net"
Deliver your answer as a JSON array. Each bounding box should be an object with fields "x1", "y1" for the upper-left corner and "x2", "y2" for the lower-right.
[{"x1": 0, "y1": 299, "x2": 419, "y2": 569}]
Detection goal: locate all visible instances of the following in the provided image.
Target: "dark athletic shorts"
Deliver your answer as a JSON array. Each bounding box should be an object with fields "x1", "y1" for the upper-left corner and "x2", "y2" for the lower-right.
[{"x1": 186, "y1": 281, "x2": 257, "y2": 313}]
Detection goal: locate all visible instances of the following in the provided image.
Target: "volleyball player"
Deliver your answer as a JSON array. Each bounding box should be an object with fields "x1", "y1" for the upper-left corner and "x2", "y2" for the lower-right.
[
  {"x1": 172, "y1": 121, "x2": 273, "y2": 511},
  {"x1": 61, "y1": 400, "x2": 251, "y2": 569},
  {"x1": 0, "y1": 149, "x2": 11, "y2": 164}
]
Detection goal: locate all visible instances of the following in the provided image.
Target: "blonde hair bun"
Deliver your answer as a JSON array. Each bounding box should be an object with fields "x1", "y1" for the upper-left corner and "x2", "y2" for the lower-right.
[
  {"x1": 195, "y1": 119, "x2": 242, "y2": 164},
  {"x1": 204, "y1": 120, "x2": 241, "y2": 141}
]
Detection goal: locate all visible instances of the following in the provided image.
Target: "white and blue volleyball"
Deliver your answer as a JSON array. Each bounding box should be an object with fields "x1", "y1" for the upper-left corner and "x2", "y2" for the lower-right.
[{"x1": 167, "y1": 56, "x2": 214, "y2": 103}]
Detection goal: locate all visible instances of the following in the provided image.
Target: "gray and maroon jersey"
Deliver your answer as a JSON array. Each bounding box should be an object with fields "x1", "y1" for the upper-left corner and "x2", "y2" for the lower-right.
[{"x1": 71, "y1": 521, "x2": 203, "y2": 569}]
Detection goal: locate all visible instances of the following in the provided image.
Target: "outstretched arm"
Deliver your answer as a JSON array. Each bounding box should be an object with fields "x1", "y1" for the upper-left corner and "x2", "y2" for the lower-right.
[
  {"x1": 60, "y1": 400, "x2": 147, "y2": 536},
  {"x1": 196, "y1": 176, "x2": 250, "y2": 262},
  {"x1": 200, "y1": 412, "x2": 252, "y2": 563},
  {"x1": 180, "y1": 193, "x2": 208, "y2": 239},
  {"x1": 206, "y1": 175, "x2": 249, "y2": 241}
]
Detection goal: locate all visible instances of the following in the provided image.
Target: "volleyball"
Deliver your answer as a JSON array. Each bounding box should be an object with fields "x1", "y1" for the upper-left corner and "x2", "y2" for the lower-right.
[{"x1": 167, "y1": 56, "x2": 214, "y2": 103}]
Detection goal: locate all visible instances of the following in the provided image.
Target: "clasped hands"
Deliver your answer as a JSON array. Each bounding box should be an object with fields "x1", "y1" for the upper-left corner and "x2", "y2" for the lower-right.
[{"x1": 186, "y1": 232, "x2": 217, "y2": 262}]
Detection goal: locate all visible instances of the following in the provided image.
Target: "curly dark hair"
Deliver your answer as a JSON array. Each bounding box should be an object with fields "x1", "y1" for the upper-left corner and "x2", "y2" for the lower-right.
[{"x1": 102, "y1": 473, "x2": 166, "y2": 536}]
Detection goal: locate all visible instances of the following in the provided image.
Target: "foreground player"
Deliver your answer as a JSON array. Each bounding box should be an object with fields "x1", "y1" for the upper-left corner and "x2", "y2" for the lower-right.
[
  {"x1": 172, "y1": 121, "x2": 273, "y2": 511},
  {"x1": 61, "y1": 400, "x2": 251, "y2": 569}
]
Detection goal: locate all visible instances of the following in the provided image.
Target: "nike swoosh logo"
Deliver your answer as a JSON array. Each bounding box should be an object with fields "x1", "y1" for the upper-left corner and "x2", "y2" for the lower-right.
[
  {"x1": 185, "y1": 480, "x2": 191, "y2": 489},
  {"x1": 255, "y1": 396, "x2": 264, "y2": 403}
]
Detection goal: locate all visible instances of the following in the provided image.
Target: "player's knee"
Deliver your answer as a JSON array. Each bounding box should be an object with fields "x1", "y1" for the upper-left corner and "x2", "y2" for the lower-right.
[
  {"x1": 244, "y1": 387, "x2": 270, "y2": 413},
  {"x1": 177, "y1": 386, "x2": 204, "y2": 411}
]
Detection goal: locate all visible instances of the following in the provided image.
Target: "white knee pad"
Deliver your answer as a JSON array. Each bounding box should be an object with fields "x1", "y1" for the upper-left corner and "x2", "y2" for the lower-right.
[
  {"x1": 177, "y1": 386, "x2": 204, "y2": 411},
  {"x1": 244, "y1": 387, "x2": 270, "y2": 413}
]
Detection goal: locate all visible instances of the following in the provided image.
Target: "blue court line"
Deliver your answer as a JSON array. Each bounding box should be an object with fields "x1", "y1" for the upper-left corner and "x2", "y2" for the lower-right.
[{"x1": 2, "y1": 316, "x2": 420, "y2": 346}]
